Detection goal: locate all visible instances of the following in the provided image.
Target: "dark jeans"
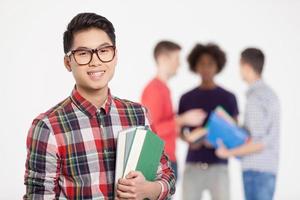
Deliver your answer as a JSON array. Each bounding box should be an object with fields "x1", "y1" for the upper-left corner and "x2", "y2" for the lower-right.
[
  {"x1": 243, "y1": 170, "x2": 276, "y2": 200},
  {"x1": 170, "y1": 161, "x2": 178, "y2": 182}
]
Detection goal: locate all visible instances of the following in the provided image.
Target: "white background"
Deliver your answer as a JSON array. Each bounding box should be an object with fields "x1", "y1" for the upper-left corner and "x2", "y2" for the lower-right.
[{"x1": 0, "y1": 0, "x2": 299, "y2": 199}]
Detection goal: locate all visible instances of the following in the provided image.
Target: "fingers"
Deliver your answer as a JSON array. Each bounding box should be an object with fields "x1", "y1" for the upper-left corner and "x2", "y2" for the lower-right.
[
  {"x1": 116, "y1": 179, "x2": 137, "y2": 199},
  {"x1": 126, "y1": 171, "x2": 141, "y2": 179},
  {"x1": 118, "y1": 178, "x2": 135, "y2": 186},
  {"x1": 116, "y1": 189, "x2": 137, "y2": 199},
  {"x1": 117, "y1": 183, "x2": 134, "y2": 193}
]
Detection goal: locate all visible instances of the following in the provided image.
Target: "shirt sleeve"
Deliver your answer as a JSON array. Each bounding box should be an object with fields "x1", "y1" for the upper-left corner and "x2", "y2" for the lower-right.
[
  {"x1": 245, "y1": 97, "x2": 279, "y2": 148},
  {"x1": 24, "y1": 119, "x2": 60, "y2": 199},
  {"x1": 142, "y1": 107, "x2": 176, "y2": 199},
  {"x1": 155, "y1": 151, "x2": 176, "y2": 200},
  {"x1": 141, "y1": 88, "x2": 176, "y2": 138}
]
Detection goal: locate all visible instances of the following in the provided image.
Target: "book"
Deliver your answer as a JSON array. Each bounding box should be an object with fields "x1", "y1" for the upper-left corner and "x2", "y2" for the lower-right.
[
  {"x1": 115, "y1": 127, "x2": 137, "y2": 186},
  {"x1": 206, "y1": 106, "x2": 248, "y2": 149},
  {"x1": 115, "y1": 127, "x2": 165, "y2": 188},
  {"x1": 123, "y1": 129, "x2": 164, "y2": 181}
]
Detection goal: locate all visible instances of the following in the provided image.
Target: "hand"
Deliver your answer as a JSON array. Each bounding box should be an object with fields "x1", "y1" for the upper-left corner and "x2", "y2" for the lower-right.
[
  {"x1": 215, "y1": 140, "x2": 231, "y2": 159},
  {"x1": 184, "y1": 128, "x2": 207, "y2": 144},
  {"x1": 203, "y1": 140, "x2": 214, "y2": 148},
  {"x1": 116, "y1": 171, "x2": 161, "y2": 200},
  {"x1": 180, "y1": 109, "x2": 207, "y2": 127}
]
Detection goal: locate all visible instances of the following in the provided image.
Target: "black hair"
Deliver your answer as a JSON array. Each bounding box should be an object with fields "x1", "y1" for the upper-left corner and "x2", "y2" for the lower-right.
[
  {"x1": 241, "y1": 48, "x2": 265, "y2": 75},
  {"x1": 63, "y1": 12, "x2": 115, "y2": 54},
  {"x1": 187, "y1": 43, "x2": 226, "y2": 73},
  {"x1": 154, "y1": 40, "x2": 181, "y2": 60}
]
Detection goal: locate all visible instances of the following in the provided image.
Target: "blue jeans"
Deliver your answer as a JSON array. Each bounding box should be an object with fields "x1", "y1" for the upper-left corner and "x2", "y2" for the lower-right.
[{"x1": 243, "y1": 170, "x2": 276, "y2": 200}]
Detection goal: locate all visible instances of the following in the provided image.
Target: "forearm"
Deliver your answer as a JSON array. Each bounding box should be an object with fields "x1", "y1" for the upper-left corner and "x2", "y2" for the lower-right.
[
  {"x1": 144, "y1": 181, "x2": 162, "y2": 200},
  {"x1": 175, "y1": 114, "x2": 187, "y2": 127},
  {"x1": 229, "y1": 140, "x2": 264, "y2": 156}
]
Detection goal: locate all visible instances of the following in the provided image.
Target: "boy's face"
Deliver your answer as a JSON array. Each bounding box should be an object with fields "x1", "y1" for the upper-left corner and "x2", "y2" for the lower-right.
[
  {"x1": 239, "y1": 59, "x2": 250, "y2": 82},
  {"x1": 196, "y1": 54, "x2": 218, "y2": 82},
  {"x1": 158, "y1": 50, "x2": 180, "y2": 77},
  {"x1": 64, "y1": 28, "x2": 117, "y2": 92}
]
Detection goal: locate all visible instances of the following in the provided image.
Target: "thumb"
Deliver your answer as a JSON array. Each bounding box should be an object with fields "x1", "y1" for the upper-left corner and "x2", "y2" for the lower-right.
[{"x1": 126, "y1": 171, "x2": 140, "y2": 179}]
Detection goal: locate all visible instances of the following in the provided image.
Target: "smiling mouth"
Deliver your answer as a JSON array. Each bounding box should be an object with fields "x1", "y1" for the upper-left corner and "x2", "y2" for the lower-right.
[{"x1": 87, "y1": 70, "x2": 106, "y2": 79}]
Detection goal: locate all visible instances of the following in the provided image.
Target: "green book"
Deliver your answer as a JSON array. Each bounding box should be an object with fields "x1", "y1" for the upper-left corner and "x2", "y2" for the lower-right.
[{"x1": 123, "y1": 129, "x2": 164, "y2": 181}]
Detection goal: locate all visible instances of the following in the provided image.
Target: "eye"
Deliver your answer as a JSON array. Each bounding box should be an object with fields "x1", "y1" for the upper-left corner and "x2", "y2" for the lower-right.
[
  {"x1": 99, "y1": 48, "x2": 109, "y2": 53},
  {"x1": 75, "y1": 50, "x2": 90, "y2": 57},
  {"x1": 79, "y1": 51, "x2": 87, "y2": 56}
]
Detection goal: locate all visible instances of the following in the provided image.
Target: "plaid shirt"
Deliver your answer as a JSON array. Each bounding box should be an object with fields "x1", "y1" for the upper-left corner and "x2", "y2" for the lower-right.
[{"x1": 24, "y1": 87, "x2": 175, "y2": 200}]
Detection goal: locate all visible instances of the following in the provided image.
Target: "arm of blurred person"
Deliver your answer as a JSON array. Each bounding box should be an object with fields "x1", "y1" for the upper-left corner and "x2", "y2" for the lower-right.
[
  {"x1": 216, "y1": 139, "x2": 264, "y2": 159},
  {"x1": 141, "y1": 88, "x2": 177, "y2": 138},
  {"x1": 176, "y1": 109, "x2": 207, "y2": 128},
  {"x1": 142, "y1": 89, "x2": 206, "y2": 138},
  {"x1": 216, "y1": 98, "x2": 277, "y2": 158}
]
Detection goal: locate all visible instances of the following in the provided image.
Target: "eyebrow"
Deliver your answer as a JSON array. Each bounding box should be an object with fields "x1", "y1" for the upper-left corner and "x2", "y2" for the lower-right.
[{"x1": 74, "y1": 42, "x2": 113, "y2": 50}]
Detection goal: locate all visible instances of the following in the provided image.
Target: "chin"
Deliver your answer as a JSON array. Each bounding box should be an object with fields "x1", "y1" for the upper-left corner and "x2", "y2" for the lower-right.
[
  {"x1": 83, "y1": 81, "x2": 108, "y2": 92},
  {"x1": 91, "y1": 83, "x2": 108, "y2": 90}
]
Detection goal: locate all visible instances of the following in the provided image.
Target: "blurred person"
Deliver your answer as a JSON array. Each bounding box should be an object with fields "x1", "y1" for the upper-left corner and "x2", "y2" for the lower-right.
[
  {"x1": 179, "y1": 43, "x2": 239, "y2": 200},
  {"x1": 141, "y1": 41, "x2": 206, "y2": 181},
  {"x1": 24, "y1": 13, "x2": 175, "y2": 199},
  {"x1": 216, "y1": 48, "x2": 280, "y2": 200}
]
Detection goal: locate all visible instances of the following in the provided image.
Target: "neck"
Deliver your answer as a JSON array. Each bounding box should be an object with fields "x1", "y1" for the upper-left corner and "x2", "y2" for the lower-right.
[
  {"x1": 77, "y1": 85, "x2": 108, "y2": 109},
  {"x1": 200, "y1": 79, "x2": 216, "y2": 89},
  {"x1": 248, "y1": 75, "x2": 261, "y2": 85},
  {"x1": 156, "y1": 69, "x2": 170, "y2": 83}
]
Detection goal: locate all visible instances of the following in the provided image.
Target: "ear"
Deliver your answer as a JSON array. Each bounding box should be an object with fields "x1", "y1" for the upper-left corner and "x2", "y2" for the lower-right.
[{"x1": 64, "y1": 56, "x2": 72, "y2": 72}]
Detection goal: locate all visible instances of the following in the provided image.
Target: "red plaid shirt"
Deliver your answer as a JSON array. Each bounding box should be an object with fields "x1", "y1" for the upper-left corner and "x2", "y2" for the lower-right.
[{"x1": 24, "y1": 87, "x2": 175, "y2": 199}]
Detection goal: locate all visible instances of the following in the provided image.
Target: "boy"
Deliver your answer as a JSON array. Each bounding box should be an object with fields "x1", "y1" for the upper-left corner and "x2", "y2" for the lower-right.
[
  {"x1": 216, "y1": 48, "x2": 280, "y2": 200},
  {"x1": 24, "y1": 13, "x2": 175, "y2": 199},
  {"x1": 179, "y1": 43, "x2": 239, "y2": 200},
  {"x1": 141, "y1": 41, "x2": 206, "y2": 180}
]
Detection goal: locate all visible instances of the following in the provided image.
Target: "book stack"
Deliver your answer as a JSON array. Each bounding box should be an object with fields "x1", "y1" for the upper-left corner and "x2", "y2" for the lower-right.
[{"x1": 115, "y1": 127, "x2": 165, "y2": 187}]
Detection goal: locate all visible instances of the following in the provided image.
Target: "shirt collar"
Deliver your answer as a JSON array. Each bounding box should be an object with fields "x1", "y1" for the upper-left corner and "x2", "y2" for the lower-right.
[
  {"x1": 247, "y1": 79, "x2": 264, "y2": 97},
  {"x1": 70, "y1": 86, "x2": 113, "y2": 118}
]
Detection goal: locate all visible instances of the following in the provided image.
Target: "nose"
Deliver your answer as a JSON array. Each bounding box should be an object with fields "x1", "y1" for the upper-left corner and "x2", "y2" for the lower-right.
[{"x1": 89, "y1": 51, "x2": 102, "y2": 67}]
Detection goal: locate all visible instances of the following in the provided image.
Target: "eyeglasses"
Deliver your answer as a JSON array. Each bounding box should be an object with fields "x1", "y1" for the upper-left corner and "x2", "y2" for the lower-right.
[{"x1": 66, "y1": 45, "x2": 116, "y2": 65}]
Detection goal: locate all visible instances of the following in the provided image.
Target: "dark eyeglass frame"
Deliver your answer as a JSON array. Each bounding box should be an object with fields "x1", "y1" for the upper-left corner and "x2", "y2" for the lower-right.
[{"x1": 66, "y1": 45, "x2": 116, "y2": 65}]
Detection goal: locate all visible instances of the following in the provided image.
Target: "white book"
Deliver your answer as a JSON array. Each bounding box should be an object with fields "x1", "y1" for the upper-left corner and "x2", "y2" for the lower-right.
[
  {"x1": 122, "y1": 129, "x2": 147, "y2": 178},
  {"x1": 115, "y1": 127, "x2": 137, "y2": 186},
  {"x1": 115, "y1": 126, "x2": 144, "y2": 186}
]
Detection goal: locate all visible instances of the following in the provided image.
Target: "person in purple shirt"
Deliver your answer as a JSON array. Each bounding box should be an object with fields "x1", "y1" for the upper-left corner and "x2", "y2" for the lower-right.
[{"x1": 179, "y1": 43, "x2": 239, "y2": 200}]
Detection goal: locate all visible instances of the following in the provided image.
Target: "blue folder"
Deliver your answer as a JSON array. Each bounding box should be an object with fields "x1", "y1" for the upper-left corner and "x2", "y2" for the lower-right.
[{"x1": 206, "y1": 112, "x2": 248, "y2": 149}]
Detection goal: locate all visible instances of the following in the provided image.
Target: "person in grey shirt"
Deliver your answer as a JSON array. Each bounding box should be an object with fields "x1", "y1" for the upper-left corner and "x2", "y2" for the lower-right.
[{"x1": 216, "y1": 48, "x2": 280, "y2": 200}]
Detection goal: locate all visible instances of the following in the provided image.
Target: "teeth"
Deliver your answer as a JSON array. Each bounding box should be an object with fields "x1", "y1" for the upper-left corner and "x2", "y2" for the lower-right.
[{"x1": 88, "y1": 71, "x2": 105, "y2": 76}]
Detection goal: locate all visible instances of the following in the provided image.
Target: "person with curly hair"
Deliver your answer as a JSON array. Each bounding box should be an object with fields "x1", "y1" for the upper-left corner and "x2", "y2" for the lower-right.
[{"x1": 178, "y1": 43, "x2": 239, "y2": 200}]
